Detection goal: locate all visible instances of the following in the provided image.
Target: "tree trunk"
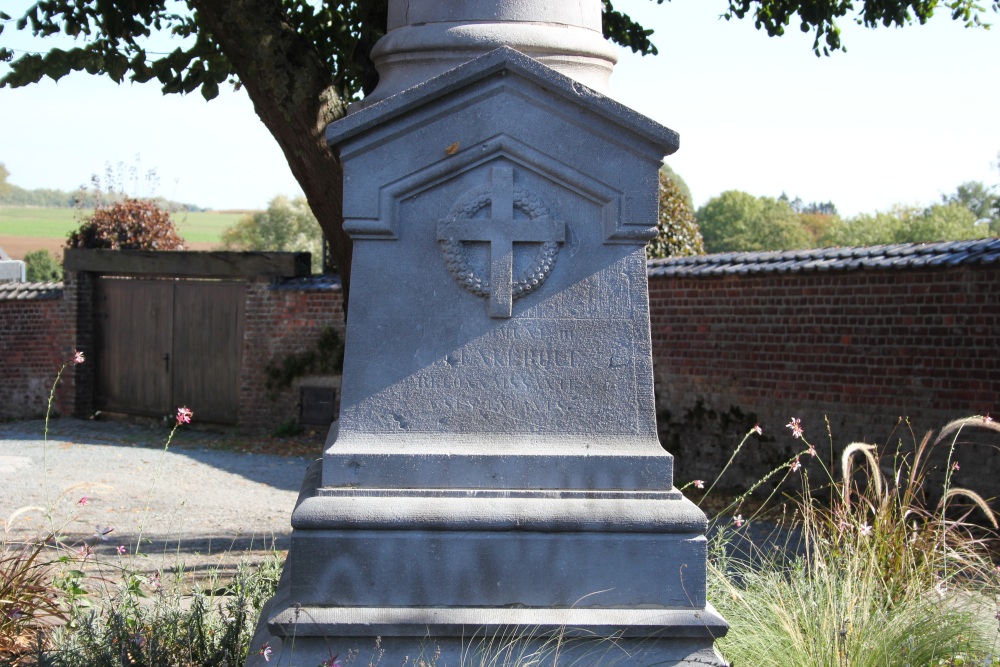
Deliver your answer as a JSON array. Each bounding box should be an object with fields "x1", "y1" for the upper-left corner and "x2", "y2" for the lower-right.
[{"x1": 189, "y1": 0, "x2": 354, "y2": 310}]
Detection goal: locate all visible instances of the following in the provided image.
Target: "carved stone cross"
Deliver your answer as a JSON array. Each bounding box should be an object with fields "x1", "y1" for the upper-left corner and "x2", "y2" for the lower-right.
[{"x1": 437, "y1": 167, "x2": 565, "y2": 318}]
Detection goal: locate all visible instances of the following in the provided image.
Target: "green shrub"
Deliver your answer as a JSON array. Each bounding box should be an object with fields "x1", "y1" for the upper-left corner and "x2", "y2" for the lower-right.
[
  {"x1": 23, "y1": 249, "x2": 62, "y2": 282},
  {"x1": 648, "y1": 165, "x2": 704, "y2": 259},
  {"x1": 49, "y1": 555, "x2": 283, "y2": 667}
]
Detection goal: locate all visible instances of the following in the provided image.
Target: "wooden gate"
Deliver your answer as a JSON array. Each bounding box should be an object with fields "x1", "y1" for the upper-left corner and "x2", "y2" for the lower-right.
[{"x1": 94, "y1": 277, "x2": 245, "y2": 424}]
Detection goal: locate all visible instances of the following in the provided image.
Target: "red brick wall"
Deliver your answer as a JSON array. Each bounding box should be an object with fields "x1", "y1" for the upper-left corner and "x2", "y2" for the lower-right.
[
  {"x1": 5, "y1": 262, "x2": 997, "y2": 486},
  {"x1": 0, "y1": 289, "x2": 77, "y2": 420},
  {"x1": 648, "y1": 266, "x2": 1000, "y2": 489},
  {"x1": 239, "y1": 280, "x2": 346, "y2": 431}
]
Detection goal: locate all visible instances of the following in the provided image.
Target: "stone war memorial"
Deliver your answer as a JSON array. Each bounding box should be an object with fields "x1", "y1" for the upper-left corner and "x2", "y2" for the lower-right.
[{"x1": 249, "y1": 2, "x2": 728, "y2": 665}]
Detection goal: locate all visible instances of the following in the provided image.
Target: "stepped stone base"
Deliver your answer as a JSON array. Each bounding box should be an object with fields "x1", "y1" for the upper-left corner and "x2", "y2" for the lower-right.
[{"x1": 246, "y1": 461, "x2": 728, "y2": 667}]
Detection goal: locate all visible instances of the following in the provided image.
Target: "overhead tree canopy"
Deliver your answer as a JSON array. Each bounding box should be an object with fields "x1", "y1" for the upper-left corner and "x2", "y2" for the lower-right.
[{"x1": 3, "y1": 0, "x2": 996, "y2": 300}]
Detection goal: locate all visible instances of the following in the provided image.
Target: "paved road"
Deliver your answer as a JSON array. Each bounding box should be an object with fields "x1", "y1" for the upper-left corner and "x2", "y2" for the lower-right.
[{"x1": 0, "y1": 418, "x2": 314, "y2": 576}]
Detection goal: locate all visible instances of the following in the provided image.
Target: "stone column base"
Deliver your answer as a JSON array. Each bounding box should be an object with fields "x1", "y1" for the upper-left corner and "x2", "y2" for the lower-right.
[{"x1": 246, "y1": 461, "x2": 728, "y2": 666}]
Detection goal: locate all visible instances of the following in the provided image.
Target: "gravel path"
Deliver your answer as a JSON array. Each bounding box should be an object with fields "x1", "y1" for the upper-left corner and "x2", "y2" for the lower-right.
[
  {"x1": 0, "y1": 418, "x2": 318, "y2": 578},
  {"x1": 0, "y1": 417, "x2": 794, "y2": 585}
]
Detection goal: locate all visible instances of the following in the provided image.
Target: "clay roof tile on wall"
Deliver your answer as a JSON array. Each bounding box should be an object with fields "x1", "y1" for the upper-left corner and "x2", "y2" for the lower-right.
[
  {"x1": 0, "y1": 281, "x2": 63, "y2": 301},
  {"x1": 647, "y1": 238, "x2": 1000, "y2": 278}
]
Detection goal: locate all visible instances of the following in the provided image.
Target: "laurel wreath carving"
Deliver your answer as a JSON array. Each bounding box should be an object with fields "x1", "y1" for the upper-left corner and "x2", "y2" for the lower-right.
[{"x1": 439, "y1": 184, "x2": 561, "y2": 300}]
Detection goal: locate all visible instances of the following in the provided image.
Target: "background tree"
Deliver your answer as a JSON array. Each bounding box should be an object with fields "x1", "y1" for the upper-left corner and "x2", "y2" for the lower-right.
[
  {"x1": 648, "y1": 164, "x2": 704, "y2": 258},
  {"x1": 23, "y1": 249, "x2": 62, "y2": 282},
  {"x1": 697, "y1": 190, "x2": 812, "y2": 253},
  {"x1": 908, "y1": 202, "x2": 987, "y2": 242},
  {"x1": 0, "y1": 162, "x2": 9, "y2": 198},
  {"x1": 941, "y1": 180, "x2": 1000, "y2": 235},
  {"x1": 220, "y1": 195, "x2": 323, "y2": 272},
  {"x1": 824, "y1": 203, "x2": 989, "y2": 246},
  {"x1": 67, "y1": 197, "x2": 185, "y2": 250},
  {"x1": 3, "y1": 1, "x2": 997, "y2": 299}
]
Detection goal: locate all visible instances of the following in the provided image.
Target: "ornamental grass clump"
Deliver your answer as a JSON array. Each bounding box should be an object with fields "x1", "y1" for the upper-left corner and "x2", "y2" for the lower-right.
[
  {"x1": 0, "y1": 533, "x2": 66, "y2": 665},
  {"x1": 708, "y1": 416, "x2": 1000, "y2": 667}
]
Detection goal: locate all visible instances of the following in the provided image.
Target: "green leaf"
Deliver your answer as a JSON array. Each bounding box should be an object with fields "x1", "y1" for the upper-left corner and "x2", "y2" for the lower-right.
[{"x1": 201, "y1": 77, "x2": 218, "y2": 100}]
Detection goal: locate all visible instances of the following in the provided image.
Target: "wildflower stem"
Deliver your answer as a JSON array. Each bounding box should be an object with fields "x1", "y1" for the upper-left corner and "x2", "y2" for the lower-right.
[
  {"x1": 700, "y1": 428, "x2": 756, "y2": 506},
  {"x1": 134, "y1": 419, "x2": 182, "y2": 557},
  {"x1": 42, "y1": 359, "x2": 73, "y2": 533}
]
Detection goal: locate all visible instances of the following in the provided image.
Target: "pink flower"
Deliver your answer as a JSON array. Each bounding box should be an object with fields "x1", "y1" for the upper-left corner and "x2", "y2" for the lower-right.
[
  {"x1": 952, "y1": 461, "x2": 960, "y2": 472},
  {"x1": 807, "y1": 443, "x2": 817, "y2": 458},
  {"x1": 116, "y1": 545, "x2": 127, "y2": 555},
  {"x1": 751, "y1": 423, "x2": 763, "y2": 436},
  {"x1": 77, "y1": 496, "x2": 89, "y2": 506},
  {"x1": 321, "y1": 654, "x2": 343, "y2": 667},
  {"x1": 72, "y1": 350, "x2": 85, "y2": 365},
  {"x1": 692, "y1": 480, "x2": 705, "y2": 489},
  {"x1": 786, "y1": 418, "x2": 804, "y2": 439},
  {"x1": 258, "y1": 642, "x2": 273, "y2": 662},
  {"x1": 983, "y1": 413, "x2": 994, "y2": 424},
  {"x1": 790, "y1": 457, "x2": 801, "y2": 472},
  {"x1": 78, "y1": 545, "x2": 93, "y2": 559},
  {"x1": 94, "y1": 525, "x2": 113, "y2": 541},
  {"x1": 733, "y1": 514, "x2": 744, "y2": 528},
  {"x1": 176, "y1": 406, "x2": 193, "y2": 425},
  {"x1": 859, "y1": 522, "x2": 873, "y2": 537}
]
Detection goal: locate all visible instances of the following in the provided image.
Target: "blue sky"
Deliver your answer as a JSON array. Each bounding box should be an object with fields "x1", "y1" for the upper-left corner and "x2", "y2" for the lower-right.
[{"x1": 1, "y1": 0, "x2": 998, "y2": 216}]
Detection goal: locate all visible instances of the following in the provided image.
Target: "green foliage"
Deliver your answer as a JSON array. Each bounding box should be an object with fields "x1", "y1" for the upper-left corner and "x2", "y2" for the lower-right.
[
  {"x1": 722, "y1": 0, "x2": 1000, "y2": 56},
  {"x1": 0, "y1": 1, "x2": 388, "y2": 101},
  {"x1": 49, "y1": 556, "x2": 283, "y2": 666},
  {"x1": 710, "y1": 417, "x2": 1000, "y2": 666},
  {"x1": 220, "y1": 195, "x2": 324, "y2": 272},
  {"x1": 824, "y1": 203, "x2": 990, "y2": 247},
  {"x1": 0, "y1": 184, "x2": 77, "y2": 207},
  {"x1": 697, "y1": 190, "x2": 812, "y2": 253},
  {"x1": 67, "y1": 197, "x2": 185, "y2": 250},
  {"x1": 0, "y1": 162, "x2": 10, "y2": 198},
  {"x1": 23, "y1": 249, "x2": 62, "y2": 282},
  {"x1": 3, "y1": 0, "x2": 993, "y2": 99},
  {"x1": 942, "y1": 180, "x2": 1000, "y2": 234},
  {"x1": 602, "y1": 0, "x2": 665, "y2": 54},
  {"x1": 662, "y1": 163, "x2": 693, "y2": 209},
  {"x1": 0, "y1": 186, "x2": 201, "y2": 210},
  {"x1": 648, "y1": 165, "x2": 704, "y2": 258},
  {"x1": 264, "y1": 327, "x2": 345, "y2": 398}
]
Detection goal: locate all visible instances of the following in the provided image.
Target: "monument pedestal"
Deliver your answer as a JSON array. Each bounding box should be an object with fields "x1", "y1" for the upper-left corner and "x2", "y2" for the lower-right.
[
  {"x1": 248, "y1": 4, "x2": 727, "y2": 663},
  {"x1": 250, "y1": 457, "x2": 726, "y2": 666}
]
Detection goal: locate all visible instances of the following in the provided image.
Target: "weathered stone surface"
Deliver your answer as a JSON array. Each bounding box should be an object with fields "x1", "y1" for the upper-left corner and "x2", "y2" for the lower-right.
[
  {"x1": 248, "y1": 7, "x2": 727, "y2": 666},
  {"x1": 323, "y1": 47, "x2": 676, "y2": 494},
  {"x1": 356, "y1": 0, "x2": 618, "y2": 109}
]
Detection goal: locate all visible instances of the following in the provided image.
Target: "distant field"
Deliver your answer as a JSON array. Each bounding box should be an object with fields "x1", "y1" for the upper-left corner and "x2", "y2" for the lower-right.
[{"x1": 0, "y1": 206, "x2": 249, "y2": 248}]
